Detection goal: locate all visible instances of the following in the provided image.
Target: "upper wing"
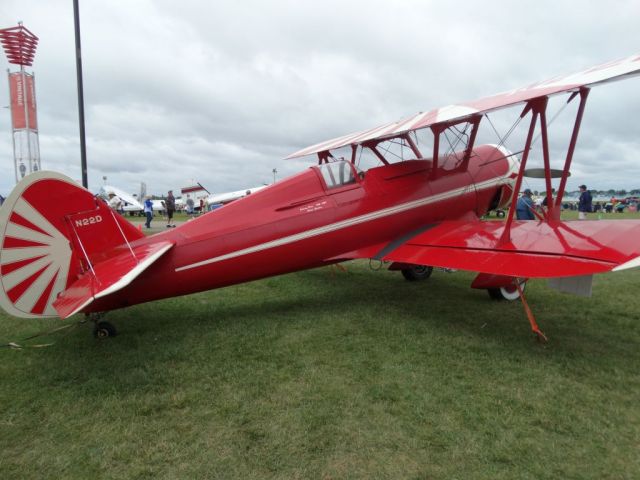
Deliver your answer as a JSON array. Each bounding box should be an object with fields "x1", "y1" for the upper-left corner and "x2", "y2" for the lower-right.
[
  {"x1": 287, "y1": 53, "x2": 640, "y2": 159},
  {"x1": 367, "y1": 220, "x2": 640, "y2": 279}
]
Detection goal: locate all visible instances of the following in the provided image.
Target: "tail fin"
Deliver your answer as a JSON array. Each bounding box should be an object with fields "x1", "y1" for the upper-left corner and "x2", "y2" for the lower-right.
[{"x1": 0, "y1": 171, "x2": 144, "y2": 318}]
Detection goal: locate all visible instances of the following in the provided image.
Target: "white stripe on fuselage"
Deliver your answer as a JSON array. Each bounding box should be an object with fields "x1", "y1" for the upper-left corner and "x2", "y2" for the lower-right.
[{"x1": 175, "y1": 173, "x2": 514, "y2": 273}]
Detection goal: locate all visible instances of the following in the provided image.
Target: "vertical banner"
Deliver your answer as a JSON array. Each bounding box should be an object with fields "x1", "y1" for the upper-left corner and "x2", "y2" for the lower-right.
[{"x1": 9, "y1": 72, "x2": 38, "y2": 130}]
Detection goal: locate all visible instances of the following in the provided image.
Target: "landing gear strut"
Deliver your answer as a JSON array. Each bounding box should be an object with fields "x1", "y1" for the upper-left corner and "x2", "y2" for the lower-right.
[
  {"x1": 486, "y1": 279, "x2": 546, "y2": 341},
  {"x1": 515, "y1": 282, "x2": 547, "y2": 342}
]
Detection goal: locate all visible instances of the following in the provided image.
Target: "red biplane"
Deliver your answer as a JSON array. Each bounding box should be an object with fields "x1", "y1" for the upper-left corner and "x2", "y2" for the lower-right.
[{"x1": 1, "y1": 54, "x2": 640, "y2": 340}]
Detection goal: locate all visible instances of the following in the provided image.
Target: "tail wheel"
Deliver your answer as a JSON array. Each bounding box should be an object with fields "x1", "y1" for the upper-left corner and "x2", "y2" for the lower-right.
[
  {"x1": 488, "y1": 280, "x2": 526, "y2": 301},
  {"x1": 94, "y1": 321, "x2": 117, "y2": 338},
  {"x1": 401, "y1": 265, "x2": 433, "y2": 281}
]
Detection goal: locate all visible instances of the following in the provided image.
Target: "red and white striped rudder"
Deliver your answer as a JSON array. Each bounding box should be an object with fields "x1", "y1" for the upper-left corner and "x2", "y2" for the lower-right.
[{"x1": 0, "y1": 171, "x2": 143, "y2": 318}]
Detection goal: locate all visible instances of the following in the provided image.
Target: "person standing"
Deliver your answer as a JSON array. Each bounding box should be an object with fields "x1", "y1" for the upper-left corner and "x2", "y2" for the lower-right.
[
  {"x1": 144, "y1": 196, "x2": 154, "y2": 229},
  {"x1": 165, "y1": 190, "x2": 176, "y2": 228},
  {"x1": 107, "y1": 191, "x2": 122, "y2": 212},
  {"x1": 578, "y1": 184, "x2": 592, "y2": 220},
  {"x1": 516, "y1": 189, "x2": 535, "y2": 220},
  {"x1": 185, "y1": 194, "x2": 195, "y2": 217},
  {"x1": 541, "y1": 188, "x2": 556, "y2": 207}
]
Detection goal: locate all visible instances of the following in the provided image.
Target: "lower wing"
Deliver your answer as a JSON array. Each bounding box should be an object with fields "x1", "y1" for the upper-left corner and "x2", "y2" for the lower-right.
[{"x1": 362, "y1": 220, "x2": 640, "y2": 278}]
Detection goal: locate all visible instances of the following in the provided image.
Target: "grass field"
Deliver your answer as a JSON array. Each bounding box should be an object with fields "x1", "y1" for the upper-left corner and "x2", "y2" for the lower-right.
[{"x1": 1, "y1": 258, "x2": 639, "y2": 479}]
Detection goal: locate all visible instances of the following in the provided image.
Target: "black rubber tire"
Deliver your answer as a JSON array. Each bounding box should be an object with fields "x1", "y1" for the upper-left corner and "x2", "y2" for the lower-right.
[
  {"x1": 401, "y1": 265, "x2": 433, "y2": 281},
  {"x1": 496, "y1": 210, "x2": 506, "y2": 218},
  {"x1": 487, "y1": 281, "x2": 526, "y2": 301},
  {"x1": 94, "y1": 321, "x2": 117, "y2": 338},
  {"x1": 488, "y1": 288, "x2": 504, "y2": 300}
]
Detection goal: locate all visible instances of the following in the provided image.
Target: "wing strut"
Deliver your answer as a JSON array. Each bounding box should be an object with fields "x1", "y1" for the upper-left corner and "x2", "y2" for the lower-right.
[
  {"x1": 463, "y1": 115, "x2": 482, "y2": 163},
  {"x1": 500, "y1": 89, "x2": 591, "y2": 242},
  {"x1": 500, "y1": 97, "x2": 547, "y2": 244},
  {"x1": 430, "y1": 124, "x2": 442, "y2": 178},
  {"x1": 554, "y1": 88, "x2": 590, "y2": 215},
  {"x1": 539, "y1": 101, "x2": 555, "y2": 219},
  {"x1": 430, "y1": 115, "x2": 482, "y2": 179},
  {"x1": 403, "y1": 133, "x2": 423, "y2": 159}
]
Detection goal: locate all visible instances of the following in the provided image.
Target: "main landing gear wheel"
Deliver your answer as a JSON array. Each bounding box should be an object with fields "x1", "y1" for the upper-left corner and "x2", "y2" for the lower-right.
[
  {"x1": 93, "y1": 321, "x2": 117, "y2": 338},
  {"x1": 401, "y1": 265, "x2": 433, "y2": 281},
  {"x1": 488, "y1": 281, "x2": 526, "y2": 301}
]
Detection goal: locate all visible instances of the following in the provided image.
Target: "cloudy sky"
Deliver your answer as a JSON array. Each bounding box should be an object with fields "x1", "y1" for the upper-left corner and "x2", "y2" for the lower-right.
[{"x1": 0, "y1": 0, "x2": 639, "y2": 197}]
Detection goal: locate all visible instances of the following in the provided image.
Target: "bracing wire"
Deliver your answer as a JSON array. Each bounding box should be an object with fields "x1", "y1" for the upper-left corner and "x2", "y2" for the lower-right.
[
  {"x1": 379, "y1": 138, "x2": 410, "y2": 162},
  {"x1": 531, "y1": 99, "x2": 569, "y2": 147},
  {"x1": 486, "y1": 94, "x2": 571, "y2": 161},
  {"x1": 442, "y1": 123, "x2": 470, "y2": 167},
  {"x1": 354, "y1": 96, "x2": 568, "y2": 173},
  {"x1": 484, "y1": 97, "x2": 569, "y2": 194},
  {"x1": 486, "y1": 113, "x2": 522, "y2": 154}
]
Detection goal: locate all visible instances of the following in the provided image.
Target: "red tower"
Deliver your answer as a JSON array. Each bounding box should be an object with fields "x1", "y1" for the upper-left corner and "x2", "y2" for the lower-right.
[{"x1": 0, "y1": 23, "x2": 41, "y2": 183}]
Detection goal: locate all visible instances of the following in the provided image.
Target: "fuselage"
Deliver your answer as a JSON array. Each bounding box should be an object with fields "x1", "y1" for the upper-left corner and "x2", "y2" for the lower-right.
[{"x1": 87, "y1": 144, "x2": 517, "y2": 313}]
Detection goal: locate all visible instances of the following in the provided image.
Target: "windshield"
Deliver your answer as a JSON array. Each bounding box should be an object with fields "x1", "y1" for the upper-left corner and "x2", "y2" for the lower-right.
[{"x1": 316, "y1": 161, "x2": 361, "y2": 189}]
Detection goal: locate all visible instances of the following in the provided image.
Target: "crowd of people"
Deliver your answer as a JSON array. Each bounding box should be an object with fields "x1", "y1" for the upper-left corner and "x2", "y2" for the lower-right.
[
  {"x1": 515, "y1": 184, "x2": 595, "y2": 220},
  {"x1": 105, "y1": 188, "x2": 211, "y2": 229}
]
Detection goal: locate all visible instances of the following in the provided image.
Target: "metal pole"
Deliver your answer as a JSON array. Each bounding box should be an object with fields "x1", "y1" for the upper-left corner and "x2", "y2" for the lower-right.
[
  {"x1": 30, "y1": 71, "x2": 41, "y2": 171},
  {"x1": 73, "y1": 0, "x2": 88, "y2": 188},
  {"x1": 20, "y1": 65, "x2": 33, "y2": 174},
  {"x1": 7, "y1": 69, "x2": 18, "y2": 184}
]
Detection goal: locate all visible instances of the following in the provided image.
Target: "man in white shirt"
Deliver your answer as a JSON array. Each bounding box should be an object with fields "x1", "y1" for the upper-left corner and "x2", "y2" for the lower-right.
[{"x1": 107, "y1": 191, "x2": 122, "y2": 212}]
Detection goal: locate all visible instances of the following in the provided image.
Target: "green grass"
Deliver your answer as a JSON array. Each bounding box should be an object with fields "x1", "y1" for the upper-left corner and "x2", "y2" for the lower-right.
[
  {"x1": 1, "y1": 262, "x2": 639, "y2": 479},
  {"x1": 556, "y1": 209, "x2": 640, "y2": 221},
  {"x1": 484, "y1": 209, "x2": 640, "y2": 221}
]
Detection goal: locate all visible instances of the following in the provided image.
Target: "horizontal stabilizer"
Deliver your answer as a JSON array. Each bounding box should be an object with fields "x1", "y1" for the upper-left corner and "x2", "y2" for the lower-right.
[
  {"x1": 378, "y1": 220, "x2": 640, "y2": 279},
  {"x1": 53, "y1": 241, "x2": 173, "y2": 318}
]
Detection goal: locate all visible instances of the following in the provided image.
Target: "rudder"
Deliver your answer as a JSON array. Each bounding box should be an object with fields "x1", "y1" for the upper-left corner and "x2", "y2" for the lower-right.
[{"x1": 0, "y1": 171, "x2": 144, "y2": 318}]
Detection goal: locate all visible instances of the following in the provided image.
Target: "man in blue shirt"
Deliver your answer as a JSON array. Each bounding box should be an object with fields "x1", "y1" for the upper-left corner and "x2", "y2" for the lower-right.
[
  {"x1": 578, "y1": 184, "x2": 592, "y2": 220},
  {"x1": 144, "y1": 196, "x2": 154, "y2": 228},
  {"x1": 516, "y1": 189, "x2": 535, "y2": 220}
]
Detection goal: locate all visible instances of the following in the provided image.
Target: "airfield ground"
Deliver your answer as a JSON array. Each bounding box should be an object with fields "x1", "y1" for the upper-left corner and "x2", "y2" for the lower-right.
[
  {"x1": 131, "y1": 208, "x2": 640, "y2": 230},
  {"x1": 1, "y1": 213, "x2": 639, "y2": 479}
]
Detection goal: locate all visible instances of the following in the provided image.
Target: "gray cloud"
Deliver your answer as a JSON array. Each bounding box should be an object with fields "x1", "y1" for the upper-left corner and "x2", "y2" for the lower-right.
[{"x1": 0, "y1": 0, "x2": 639, "y2": 197}]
